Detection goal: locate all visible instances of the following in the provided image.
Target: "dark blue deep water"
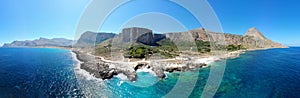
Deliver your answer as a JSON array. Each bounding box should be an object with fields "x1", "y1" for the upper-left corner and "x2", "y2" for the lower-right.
[
  {"x1": 0, "y1": 48, "x2": 84, "y2": 97},
  {"x1": 0, "y1": 47, "x2": 299, "y2": 97}
]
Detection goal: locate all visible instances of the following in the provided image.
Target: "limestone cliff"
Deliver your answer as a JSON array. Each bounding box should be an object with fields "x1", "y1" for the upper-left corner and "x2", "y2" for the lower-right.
[{"x1": 109, "y1": 27, "x2": 165, "y2": 46}]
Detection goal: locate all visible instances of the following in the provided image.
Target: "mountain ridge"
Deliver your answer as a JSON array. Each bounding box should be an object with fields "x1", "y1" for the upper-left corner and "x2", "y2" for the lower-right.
[
  {"x1": 74, "y1": 27, "x2": 286, "y2": 49},
  {"x1": 2, "y1": 38, "x2": 73, "y2": 47},
  {"x1": 4, "y1": 27, "x2": 286, "y2": 49}
]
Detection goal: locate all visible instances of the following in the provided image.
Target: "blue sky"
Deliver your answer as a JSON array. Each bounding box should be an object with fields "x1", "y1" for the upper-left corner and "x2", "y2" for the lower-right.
[
  {"x1": 0, "y1": 0, "x2": 90, "y2": 45},
  {"x1": 0, "y1": 0, "x2": 299, "y2": 46},
  {"x1": 209, "y1": 0, "x2": 300, "y2": 46}
]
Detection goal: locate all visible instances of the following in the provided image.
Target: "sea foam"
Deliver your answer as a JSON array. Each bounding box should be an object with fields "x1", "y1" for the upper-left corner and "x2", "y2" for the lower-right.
[{"x1": 71, "y1": 51, "x2": 103, "y2": 82}]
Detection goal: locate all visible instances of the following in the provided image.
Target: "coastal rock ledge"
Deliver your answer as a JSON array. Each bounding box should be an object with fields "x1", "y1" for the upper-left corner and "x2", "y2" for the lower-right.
[{"x1": 72, "y1": 50, "x2": 208, "y2": 81}]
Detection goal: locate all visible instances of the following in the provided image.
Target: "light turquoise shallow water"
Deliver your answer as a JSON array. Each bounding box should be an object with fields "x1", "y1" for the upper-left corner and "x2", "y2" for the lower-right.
[{"x1": 106, "y1": 47, "x2": 300, "y2": 98}]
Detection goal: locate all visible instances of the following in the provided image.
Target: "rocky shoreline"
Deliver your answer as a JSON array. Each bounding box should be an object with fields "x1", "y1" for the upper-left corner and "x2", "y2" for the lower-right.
[
  {"x1": 72, "y1": 50, "x2": 136, "y2": 81},
  {"x1": 71, "y1": 48, "x2": 248, "y2": 82}
]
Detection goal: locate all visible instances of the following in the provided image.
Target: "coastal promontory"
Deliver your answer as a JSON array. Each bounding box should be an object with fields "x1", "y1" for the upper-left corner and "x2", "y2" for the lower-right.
[{"x1": 72, "y1": 27, "x2": 287, "y2": 81}]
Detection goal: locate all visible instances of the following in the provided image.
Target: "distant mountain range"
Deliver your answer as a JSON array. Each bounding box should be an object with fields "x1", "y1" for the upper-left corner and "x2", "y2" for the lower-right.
[
  {"x1": 2, "y1": 38, "x2": 73, "y2": 47},
  {"x1": 74, "y1": 27, "x2": 286, "y2": 49}
]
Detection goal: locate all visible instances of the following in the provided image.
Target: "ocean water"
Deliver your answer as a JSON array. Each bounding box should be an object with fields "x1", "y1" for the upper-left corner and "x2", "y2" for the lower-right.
[
  {"x1": 0, "y1": 48, "x2": 85, "y2": 97},
  {"x1": 0, "y1": 47, "x2": 299, "y2": 97},
  {"x1": 106, "y1": 47, "x2": 300, "y2": 98}
]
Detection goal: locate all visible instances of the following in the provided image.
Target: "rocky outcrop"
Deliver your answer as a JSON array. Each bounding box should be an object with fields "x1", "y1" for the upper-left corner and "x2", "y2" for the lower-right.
[
  {"x1": 73, "y1": 49, "x2": 209, "y2": 81},
  {"x1": 2, "y1": 38, "x2": 73, "y2": 47},
  {"x1": 73, "y1": 50, "x2": 137, "y2": 81}
]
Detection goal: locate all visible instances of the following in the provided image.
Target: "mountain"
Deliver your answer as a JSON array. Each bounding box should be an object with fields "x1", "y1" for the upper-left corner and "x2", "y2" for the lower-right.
[
  {"x1": 114, "y1": 27, "x2": 165, "y2": 46},
  {"x1": 245, "y1": 27, "x2": 267, "y2": 40},
  {"x1": 165, "y1": 27, "x2": 286, "y2": 49},
  {"x1": 71, "y1": 27, "x2": 287, "y2": 59},
  {"x1": 75, "y1": 28, "x2": 166, "y2": 48},
  {"x1": 2, "y1": 38, "x2": 73, "y2": 47},
  {"x1": 75, "y1": 27, "x2": 286, "y2": 50},
  {"x1": 74, "y1": 31, "x2": 116, "y2": 47}
]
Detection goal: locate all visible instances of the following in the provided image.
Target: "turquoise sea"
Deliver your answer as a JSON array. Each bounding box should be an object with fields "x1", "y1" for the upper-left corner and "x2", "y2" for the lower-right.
[{"x1": 0, "y1": 47, "x2": 299, "y2": 97}]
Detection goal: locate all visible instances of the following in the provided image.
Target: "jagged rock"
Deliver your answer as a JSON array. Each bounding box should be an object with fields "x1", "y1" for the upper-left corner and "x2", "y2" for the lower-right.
[
  {"x1": 116, "y1": 70, "x2": 137, "y2": 81},
  {"x1": 134, "y1": 63, "x2": 148, "y2": 71},
  {"x1": 98, "y1": 69, "x2": 118, "y2": 79},
  {"x1": 149, "y1": 62, "x2": 166, "y2": 79},
  {"x1": 154, "y1": 68, "x2": 166, "y2": 79}
]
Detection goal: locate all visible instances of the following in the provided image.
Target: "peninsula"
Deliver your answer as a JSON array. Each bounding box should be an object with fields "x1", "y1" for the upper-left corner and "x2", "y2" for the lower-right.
[{"x1": 71, "y1": 27, "x2": 287, "y2": 81}]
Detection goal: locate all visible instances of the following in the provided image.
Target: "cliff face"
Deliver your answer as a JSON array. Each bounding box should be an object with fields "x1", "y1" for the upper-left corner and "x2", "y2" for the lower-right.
[
  {"x1": 119, "y1": 27, "x2": 152, "y2": 43},
  {"x1": 2, "y1": 38, "x2": 73, "y2": 47},
  {"x1": 75, "y1": 27, "x2": 166, "y2": 48},
  {"x1": 74, "y1": 31, "x2": 116, "y2": 47},
  {"x1": 109, "y1": 27, "x2": 165, "y2": 46}
]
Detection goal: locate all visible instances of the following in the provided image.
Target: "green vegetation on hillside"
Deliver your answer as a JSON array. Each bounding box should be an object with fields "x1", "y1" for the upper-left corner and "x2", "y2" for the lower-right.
[
  {"x1": 95, "y1": 38, "x2": 248, "y2": 59},
  {"x1": 95, "y1": 44, "x2": 112, "y2": 56},
  {"x1": 124, "y1": 45, "x2": 158, "y2": 58},
  {"x1": 123, "y1": 39, "x2": 212, "y2": 59},
  {"x1": 195, "y1": 40, "x2": 211, "y2": 53},
  {"x1": 157, "y1": 39, "x2": 211, "y2": 53},
  {"x1": 226, "y1": 44, "x2": 245, "y2": 51},
  {"x1": 157, "y1": 39, "x2": 180, "y2": 58}
]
